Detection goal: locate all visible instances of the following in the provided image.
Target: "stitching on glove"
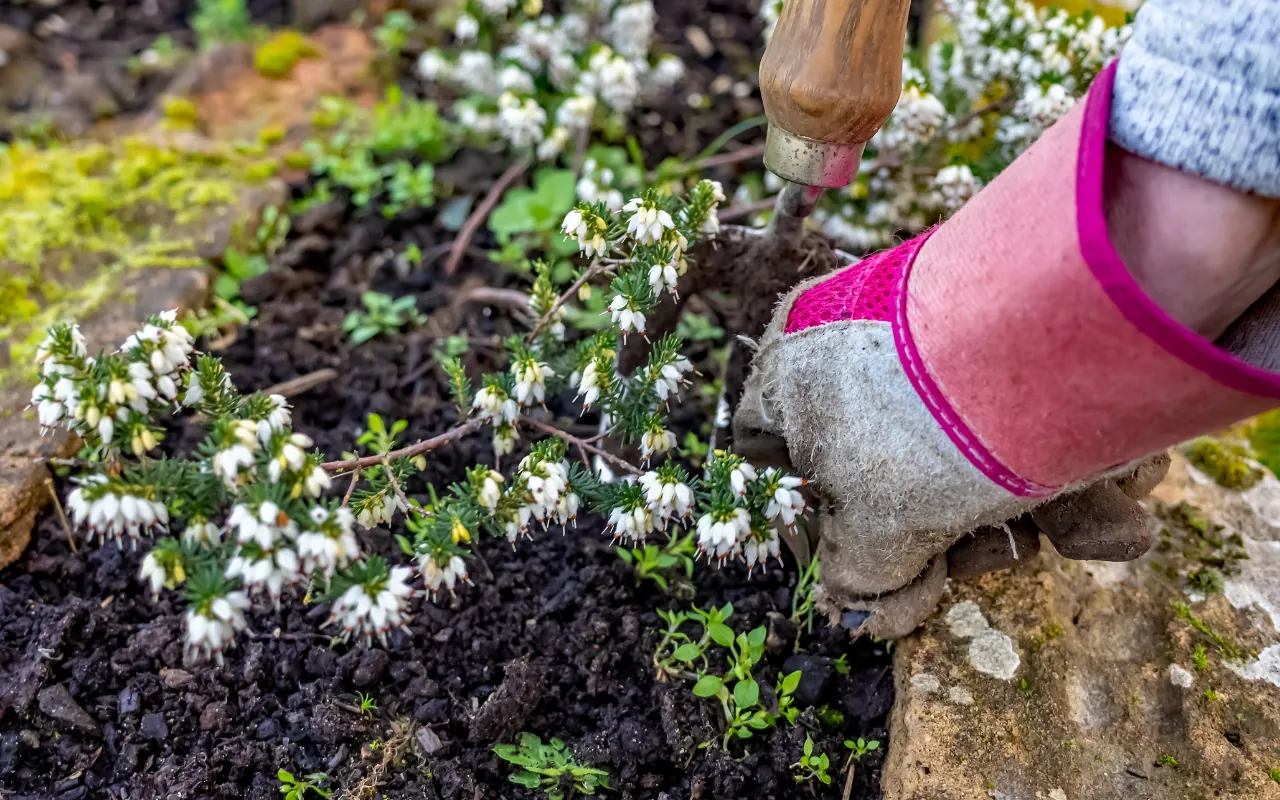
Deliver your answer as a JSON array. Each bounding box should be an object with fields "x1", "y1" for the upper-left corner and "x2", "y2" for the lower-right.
[{"x1": 892, "y1": 229, "x2": 1059, "y2": 499}]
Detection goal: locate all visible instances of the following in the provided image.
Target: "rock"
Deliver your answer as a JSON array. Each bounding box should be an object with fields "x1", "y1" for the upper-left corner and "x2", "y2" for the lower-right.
[
  {"x1": 37, "y1": 684, "x2": 100, "y2": 734},
  {"x1": 117, "y1": 687, "x2": 140, "y2": 716},
  {"x1": 883, "y1": 452, "x2": 1280, "y2": 800},
  {"x1": 780, "y1": 654, "x2": 832, "y2": 708},
  {"x1": 351, "y1": 649, "x2": 389, "y2": 687},
  {"x1": 199, "y1": 701, "x2": 230, "y2": 731},
  {"x1": 416, "y1": 726, "x2": 444, "y2": 755},
  {"x1": 469, "y1": 660, "x2": 546, "y2": 742},
  {"x1": 0, "y1": 24, "x2": 48, "y2": 110},
  {"x1": 160, "y1": 668, "x2": 193, "y2": 689},
  {"x1": 255, "y1": 717, "x2": 279, "y2": 740},
  {"x1": 291, "y1": 0, "x2": 364, "y2": 30},
  {"x1": 139, "y1": 712, "x2": 168, "y2": 740}
]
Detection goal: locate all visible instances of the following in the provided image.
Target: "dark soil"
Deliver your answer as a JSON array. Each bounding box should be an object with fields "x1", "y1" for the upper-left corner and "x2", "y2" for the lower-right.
[
  {"x1": 1, "y1": 1, "x2": 896, "y2": 798},
  {"x1": 0, "y1": 182, "x2": 891, "y2": 800}
]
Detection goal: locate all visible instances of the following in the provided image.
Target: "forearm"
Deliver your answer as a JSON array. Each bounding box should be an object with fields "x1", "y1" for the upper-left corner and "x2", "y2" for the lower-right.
[
  {"x1": 1106, "y1": 0, "x2": 1280, "y2": 341},
  {"x1": 1110, "y1": 0, "x2": 1280, "y2": 198}
]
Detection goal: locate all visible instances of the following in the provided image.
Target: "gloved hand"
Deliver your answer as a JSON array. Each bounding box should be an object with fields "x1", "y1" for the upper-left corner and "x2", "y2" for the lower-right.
[{"x1": 733, "y1": 63, "x2": 1280, "y2": 638}]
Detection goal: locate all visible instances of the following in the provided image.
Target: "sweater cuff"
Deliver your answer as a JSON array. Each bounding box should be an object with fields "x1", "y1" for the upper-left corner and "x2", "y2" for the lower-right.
[{"x1": 1109, "y1": 1, "x2": 1280, "y2": 197}]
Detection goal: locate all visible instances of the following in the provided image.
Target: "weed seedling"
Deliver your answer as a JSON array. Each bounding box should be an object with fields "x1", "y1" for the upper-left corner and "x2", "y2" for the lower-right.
[
  {"x1": 792, "y1": 735, "x2": 831, "y2": 786},
  {"x1": 1191, "y1": 644, "x2": 1209, "y2": 672},
  {"x1": 833, "y1": 653, "x2": 851, "y2": 676},
  {"x1": 277, "y1": 769, "x2": 332, "y2": 800},
  {"x1": 344, "y1": 292, "x2": 425, "y2": 344},
  {"x1": 790, "y1": 553, "x2": 821, "y2": 647},
  {"x1": 494, "y1": 733, "x2": 611, "y2": 799},
  {"x1": 1269, "y1": 766, "x2": 1280, "y2": 785},
  {"x1": 616, "y1": 530, "x2": 695, "y2": 594},
  {"x1": 844, "y1": 737, "x2": 880, "y2": 762},
  {"x1": 1156, "y1": 753, "x2": 1180, "y2": 769},
  {"x1": 358, "y1": 691, "x2": 377, "y2": 718}
]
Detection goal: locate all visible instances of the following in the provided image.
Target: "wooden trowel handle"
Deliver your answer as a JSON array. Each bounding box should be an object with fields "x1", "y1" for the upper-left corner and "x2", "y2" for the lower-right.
[{"x1": 760, "y1": 0, "x2": 911, "y2": 146}]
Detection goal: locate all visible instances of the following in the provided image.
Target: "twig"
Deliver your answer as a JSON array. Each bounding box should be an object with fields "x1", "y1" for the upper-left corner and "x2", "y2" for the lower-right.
[
  {"x1": 520, "y1": 417, "x2": 641, "y2": 476},
  {"x1": 841, "y1": 762, "x2": 855, "y2": 800},
  {"x1": 444, "y1": 160, "x2": 530, "y2": 275},
  {"x1": 260, "y1": 368, "x2": 340, "y2": 398},
  {"x1": 526, "y1": 260, "x2": 612, "y2": 343},
  {"x1": 321, "y1": 418, "x2": 485, "y2": 471},
  {"x1": 458, "y1": 286, "x2": 533, "y2": 313},
  {"x1": 44, "y1": 478, "x2": 76, "y2": 553},
  {"x1": 719, "y1": 197, "x2": 777, "y2": 223},
  {"x1": 382, "y1": 460, "x2": 419, "y2": 516},
  {"x1": 694, "y1": 141, "x2": 766, "y2": 171},
  {"x1": 341, "y1": 469, "x2": 360, "y2": 507}
]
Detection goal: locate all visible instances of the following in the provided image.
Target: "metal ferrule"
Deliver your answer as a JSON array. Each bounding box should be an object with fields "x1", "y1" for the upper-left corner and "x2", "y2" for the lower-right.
[{"x1": 763, "y1": 125, "x2": 865, "y2": 189}]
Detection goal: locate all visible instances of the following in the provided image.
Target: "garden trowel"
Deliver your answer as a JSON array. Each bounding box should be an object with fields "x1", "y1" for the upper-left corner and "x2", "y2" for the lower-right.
[
  {"x1": 723, "y1": 0, "x2": 912, "y2": 564},
  {"x1": 741, "y1": 0, "x2": 912, "y2": 244}
]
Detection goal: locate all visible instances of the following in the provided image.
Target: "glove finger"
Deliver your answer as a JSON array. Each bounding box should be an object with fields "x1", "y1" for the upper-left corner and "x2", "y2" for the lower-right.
[
  {"x1": 946, "y1": 516, "x2": 1041, "y2": 580},
  {"x1": 1116, "y1": 451, "x2": 1171, "y2": 499},
  {"x1": 818, "y1": 556, "x2": 948, "y2": 640},
  {"x1": 1032, "y1": 478, "x2": 1154, "y2": 561}
]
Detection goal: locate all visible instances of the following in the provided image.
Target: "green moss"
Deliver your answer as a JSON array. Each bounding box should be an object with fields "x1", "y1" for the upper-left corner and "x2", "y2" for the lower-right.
[
  {"x1": 258, "y1": 125, "x2": 287, "y2": 146},
  {"x1": 245, "y1": 160, "x2": 280, "y2": 182},
  {"x1": 1191, "y1": 644, "x2": 1209, "y2": 672},
  {"x1": 1246, "y1": 410, "x2": 1280, "y2": 478},
  {"x1": 1156, "y1": 754, "x2": 1180, "y2": 769},
  {"x1": 254, "y1": 31, "x2": 320, "y2": 79},
  {"x1": 0, "y1": 136, "x2": 261, "y2": 386},
  {"x1": 283, "y1": 151, "x2": 312, "y2": 170},
  {"x1": 1183, "y1": 437, "x2": 1264, "y2": 490},
  {"x1": 1172, "y1": 601, "x2": 1245, "y2": 662},
  {"x1": 162, "y1": 97, "x2": 199, "y2": 127},
  {"x1": 1187, "y1": 567, "x2": 1225, "y2": 596}
]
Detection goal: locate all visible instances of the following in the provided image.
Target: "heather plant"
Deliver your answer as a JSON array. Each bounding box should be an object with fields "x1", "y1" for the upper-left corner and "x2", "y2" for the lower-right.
[
  {"x1": 31, "y1": 175, "x2": 809, "y2": 662},
  {"x1": 415, "y1": 0, "x2": 684, "y2": 162}
]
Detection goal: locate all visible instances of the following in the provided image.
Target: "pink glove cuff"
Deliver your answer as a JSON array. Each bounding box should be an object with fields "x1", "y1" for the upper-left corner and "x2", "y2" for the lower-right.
[{"x1": 787, "y1": 61, "x2": 1280, "y2": 495}]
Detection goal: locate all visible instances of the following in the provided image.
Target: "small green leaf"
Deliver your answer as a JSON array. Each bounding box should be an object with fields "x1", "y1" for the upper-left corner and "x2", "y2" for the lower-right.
[
  {"x1": 820, "y1": 773, "x2": 832, "y2": 785},
  {"x1": 692, "y1": 675, "x2": 723, "y2": 697},
  {"x1": 782, "y1": 670, "x2": 802, "y2": 695},
  {"x1": 707, "y1": 623, "x2": 734, "y2": 647},
  {"x1": 278, "y1": 769, "x2": 294, "y2": 782},
  {"x1": 394, "y1": 534, "x2": 414, "y2": 556},
  {"x1": 672, "y1": 643, "x2": 701, "y2": 662},
  {"x1": 616, "y1": 548, "x2": 633, "y2": 564},
  {"x1": 734, "y1": 678, "x2": 760, "y2": 709},
  {"x1": 510, "y1": 772, "x2": 542, "y2": 788},
  {"x1": 803, "y1": 737, "x2": 814, "y2": 757},
  {"x1": 866, "y1": 740, "x2": 880, "y2": 751},
  {"x1": 746, "y1": 626, "x2": 767, "y2": 649}
]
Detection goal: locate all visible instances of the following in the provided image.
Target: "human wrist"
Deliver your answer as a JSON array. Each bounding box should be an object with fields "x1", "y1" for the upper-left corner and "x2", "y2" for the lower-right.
[{"x1": 1104, "y1": 144, "x2": 1280, "y2": 340}]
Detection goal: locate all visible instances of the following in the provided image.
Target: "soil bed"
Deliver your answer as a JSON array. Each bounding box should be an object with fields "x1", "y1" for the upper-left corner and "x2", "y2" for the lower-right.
[
  {"x1": 2, "y1": 1, "x2": 894, "y2": 797},
  {"x1": 0, "y1": 203, "x2": 891, "y2": 799}
]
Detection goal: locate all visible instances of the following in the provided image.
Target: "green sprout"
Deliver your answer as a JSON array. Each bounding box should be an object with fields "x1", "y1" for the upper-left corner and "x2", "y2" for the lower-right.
[
  {"x1": 493, "y1": 733, "x2": 611, "y2": 799},
  {"x1": 845, "y1": 737, "x2": 880, "y2": 760},
  {"x1": 343, "y1": 291, "x2": 425, "y2": 344},
  {"x1": 792, "y1": 735, "x2": 831, "y2": 786},
  {"x1": 277, "y1": 769, "x2": 332, "y2": 800},
  {"x1": 616, "y1": 530, "x2": 695, "y2": 593},
  {"x1": 357, "y1": 691, "x2": 377, "y2": 718}
]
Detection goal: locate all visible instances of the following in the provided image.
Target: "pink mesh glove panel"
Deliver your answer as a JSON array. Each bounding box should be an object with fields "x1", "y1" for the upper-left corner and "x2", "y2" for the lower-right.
[{"x1": 732, "y1": 62, "x2": 1280, "y2": 638}]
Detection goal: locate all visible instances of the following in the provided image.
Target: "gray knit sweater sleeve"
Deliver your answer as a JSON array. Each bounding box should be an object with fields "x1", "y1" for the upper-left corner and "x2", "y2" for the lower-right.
[{"x1": 1110, "y1": 0, "x2": 1280, "y2": 197}]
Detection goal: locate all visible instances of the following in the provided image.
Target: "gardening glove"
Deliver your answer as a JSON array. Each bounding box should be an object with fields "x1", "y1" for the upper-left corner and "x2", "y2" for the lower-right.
[{"x1": 734, "y1": 61, "x2": 1280, "y2": 639}]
